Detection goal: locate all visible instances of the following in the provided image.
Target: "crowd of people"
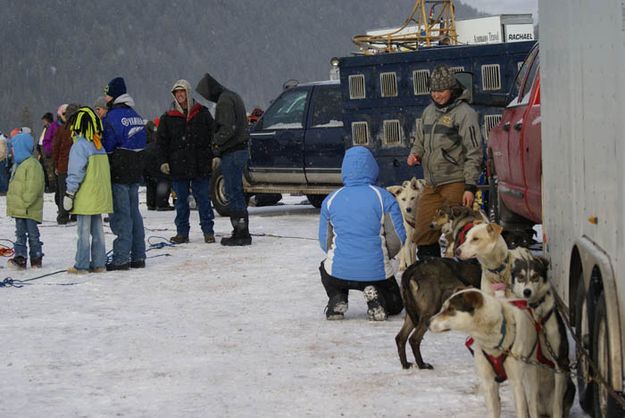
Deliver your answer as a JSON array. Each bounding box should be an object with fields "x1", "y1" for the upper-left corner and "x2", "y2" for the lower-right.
[{"x1": 1, "y1": 73, "x2": 253, "y2": 273}]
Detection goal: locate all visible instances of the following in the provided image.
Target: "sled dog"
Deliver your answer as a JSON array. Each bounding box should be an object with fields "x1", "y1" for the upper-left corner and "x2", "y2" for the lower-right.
[
  {"x1": 395, "y1": 257, "x2": 481, "y2": 369},
  {"x1": 430, "y1": 289, "x2": 542, "y2": 418},
  {"x1": 387, "y1": 177, "x2": 425, "y2": 271},
  {"x1": 510, "y1": 252, "x2": 576, "y2": 417},
  {"x1": 430, "y1": 205, "x2": 486, "y2": 258}
]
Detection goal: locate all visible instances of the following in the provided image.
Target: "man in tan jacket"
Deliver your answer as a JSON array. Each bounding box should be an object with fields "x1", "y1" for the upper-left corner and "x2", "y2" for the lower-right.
[{"x1": 407, "y1": 64, "x2": 483, "y2": 258}]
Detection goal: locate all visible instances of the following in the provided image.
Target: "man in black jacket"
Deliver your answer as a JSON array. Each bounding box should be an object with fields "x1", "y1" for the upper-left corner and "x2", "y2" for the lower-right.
[
  {"x1": 158, "y1": 79, "x2": 216, "y2": 244},
  {"x1": 196, "y1": 73, "x2": 251, "y2": 246}
]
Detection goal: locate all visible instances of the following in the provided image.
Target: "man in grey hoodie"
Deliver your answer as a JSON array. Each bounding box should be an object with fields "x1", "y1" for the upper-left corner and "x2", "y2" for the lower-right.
[{"x1": 196, "y1": 73, "x2": 251, "y2": 246}]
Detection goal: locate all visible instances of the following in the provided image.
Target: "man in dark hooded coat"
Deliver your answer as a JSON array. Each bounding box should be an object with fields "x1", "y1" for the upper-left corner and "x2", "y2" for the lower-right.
[{"x1": 196, "y1": 73, "x2": 251, "y2": 246}]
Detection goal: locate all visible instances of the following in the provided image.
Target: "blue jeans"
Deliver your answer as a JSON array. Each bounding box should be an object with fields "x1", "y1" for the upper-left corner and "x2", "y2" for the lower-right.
[
  {"x1": 221, "y1": 149, "x2": 248, "y2": 215},
  {"x1": 110, "y1": 183, "x2": 145, "y2": 265},
  {"x1": 74, "y1": 215, "x2": 106, "y2": 270},
  {"x1": 171, "y1": 178, "x2": 214, "y2": 236},
  {"x1": 14, "y1": 218, "x2": 43, "y2": 260},
  {"x1": 0, "y1": 159, "x2": 9, "y2": 194}
]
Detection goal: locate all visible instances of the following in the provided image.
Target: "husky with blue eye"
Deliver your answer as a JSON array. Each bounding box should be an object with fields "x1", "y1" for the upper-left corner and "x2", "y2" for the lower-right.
[{"x1": 511, "y1": 252, "x2": 576, "y2": 418}]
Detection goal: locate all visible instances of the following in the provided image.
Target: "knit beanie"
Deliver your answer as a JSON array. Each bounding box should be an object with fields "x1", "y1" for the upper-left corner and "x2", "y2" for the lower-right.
[
  {"x1": 104, "y1": 77, "x2": 127, "y2": 99},
  {"x1": 429, "y1": 64, "x2": 457, "y2": 91}
]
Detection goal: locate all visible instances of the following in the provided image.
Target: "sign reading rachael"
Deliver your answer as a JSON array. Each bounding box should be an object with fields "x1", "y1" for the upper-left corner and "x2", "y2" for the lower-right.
[{"x1": 504, "y1": 24, "x2": 535, "y2": 42}]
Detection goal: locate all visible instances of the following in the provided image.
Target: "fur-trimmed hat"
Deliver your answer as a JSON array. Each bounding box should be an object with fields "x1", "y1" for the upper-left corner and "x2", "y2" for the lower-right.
[
  {"x1": 104, "y1": 77, "x2": 127, "y2": 99},
  {"x1": 429, "y1": 64, "x2": 457, "y2": 91}
]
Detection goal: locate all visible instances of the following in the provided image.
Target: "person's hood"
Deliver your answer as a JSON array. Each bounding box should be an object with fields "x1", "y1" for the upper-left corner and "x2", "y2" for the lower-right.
[
  {"x1": 112, "y1": 93, "x2": 135, "y2": 107},
  {"x1": 170, "y1": 79, "x2": 194, "y2": 114},
  {"x1": 12, "y1": 132, "x2": 34, "y2": 164},
  {"x1": 196, "y1": 73, "x2": 224, "y2": 103},
  {"x1": 341, "y1": 146, "x2": 379, "y2": 186}
]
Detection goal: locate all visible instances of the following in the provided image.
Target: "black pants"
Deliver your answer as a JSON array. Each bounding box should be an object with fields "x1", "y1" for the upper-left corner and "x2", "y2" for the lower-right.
[
  {"x1": 56, "y1": 173, "x2": 69, "y2": 222},
  {"x1": 319, "y1": 263, "x2": 403, "y2": 316},
  {"x1": 145, "y1": 176, "x2": 171, "y2": 209}
]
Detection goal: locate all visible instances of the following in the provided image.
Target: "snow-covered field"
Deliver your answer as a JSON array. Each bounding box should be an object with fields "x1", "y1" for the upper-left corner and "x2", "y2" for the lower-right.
[{"x1": 0, "y1": 193, "x2": 588, "y2": 417}]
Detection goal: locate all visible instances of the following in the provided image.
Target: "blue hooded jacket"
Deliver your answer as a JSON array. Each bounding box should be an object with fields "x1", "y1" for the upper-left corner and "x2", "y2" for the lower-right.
[
  {"x1": 12, "y1": 132, "x2": 34, "y2": 165},
  {"x1": 318, "y1": 146, "x2": 406, "y2": 281}
]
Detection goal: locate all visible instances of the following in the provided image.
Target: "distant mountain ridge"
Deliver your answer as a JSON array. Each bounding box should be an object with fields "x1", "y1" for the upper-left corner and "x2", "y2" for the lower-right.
[{"x1": 0, "y1": 0, "x2": 482, "y2": 133}]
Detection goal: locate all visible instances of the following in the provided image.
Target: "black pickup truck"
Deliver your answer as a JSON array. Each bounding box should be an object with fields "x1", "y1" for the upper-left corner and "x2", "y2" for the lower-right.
[{"x1": 210, "y1": 80, "x2": 344, "y2": 215}]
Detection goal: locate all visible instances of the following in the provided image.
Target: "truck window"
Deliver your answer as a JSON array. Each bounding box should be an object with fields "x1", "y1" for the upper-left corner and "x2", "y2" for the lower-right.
[
  {"x1": 261, "y1": 89, "x2": 309, "y2": 129},
  {"x1": 311, "y1": 86, "x2": 344, "y2": 128},
  {"x1": 510, "y1": 46, "x2": 538, "y2": 104},
  {"x1": 519, "y1": 53, "x2": 539, "y2": 104}
]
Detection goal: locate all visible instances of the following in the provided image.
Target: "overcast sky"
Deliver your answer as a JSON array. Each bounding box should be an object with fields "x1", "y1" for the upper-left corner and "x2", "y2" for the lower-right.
[{"x1": 468, "y1": 0, "x2": 538, "y2": 19}]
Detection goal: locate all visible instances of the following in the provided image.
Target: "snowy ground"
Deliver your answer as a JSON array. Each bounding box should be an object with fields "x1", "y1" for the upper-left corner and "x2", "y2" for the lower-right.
[{"x1": 0, "y1": 193, "x2": 588, "y2": 417}]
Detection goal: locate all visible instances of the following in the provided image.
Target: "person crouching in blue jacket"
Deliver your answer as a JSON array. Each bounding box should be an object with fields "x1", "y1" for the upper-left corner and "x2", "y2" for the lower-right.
[{"x1": 318, "y1": 146, "x2": 406, "y2": 321}]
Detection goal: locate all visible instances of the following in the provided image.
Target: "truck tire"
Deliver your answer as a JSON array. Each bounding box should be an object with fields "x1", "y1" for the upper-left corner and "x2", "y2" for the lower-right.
[
  {"x1": 575, "y1": 278, "x2": 595, "y2": 412},
  {"x1": 306, "y1": 194, "x2": 326, "y2": 208},
  {"x1": 209, "y1": 166, "x2": 249, "y2": 216}
]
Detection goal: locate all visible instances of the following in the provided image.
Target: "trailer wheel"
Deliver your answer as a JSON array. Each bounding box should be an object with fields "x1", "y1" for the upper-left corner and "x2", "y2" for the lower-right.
[
  {"x1": 575, "y1": 278, "x2": 595, "y2": 412},
  {"x1": 592, "y1": 292, "x2": 610, "y2": 418}
]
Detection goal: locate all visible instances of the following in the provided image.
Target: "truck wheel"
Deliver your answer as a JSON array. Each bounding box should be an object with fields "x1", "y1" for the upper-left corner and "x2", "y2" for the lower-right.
[
  {"x1": 306, "y1": 194, "x2": 326, "y2": 208},
  {"x1": 209, "y1": 166, "x2": 249, "y2": 216},
  {"x1": 575, "y1": 278, "x2": 595, "y2": 412}
]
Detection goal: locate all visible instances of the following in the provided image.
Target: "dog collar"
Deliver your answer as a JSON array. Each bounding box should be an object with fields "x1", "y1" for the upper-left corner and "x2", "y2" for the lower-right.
[
  {"x1": 487, "y1": 253, "x2": 510, "y2": 274},
  {"x1": 529, "y1": 294, "x2": 547, "y2": 310},
  {"x1": 406, "y1": 219, "x2": 416, "y2": 229}
]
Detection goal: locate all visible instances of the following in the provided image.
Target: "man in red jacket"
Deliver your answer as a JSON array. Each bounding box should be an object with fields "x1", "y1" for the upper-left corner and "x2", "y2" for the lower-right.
[{"x1": 157, "y1": 79, "x2": 216, "y2": 244}]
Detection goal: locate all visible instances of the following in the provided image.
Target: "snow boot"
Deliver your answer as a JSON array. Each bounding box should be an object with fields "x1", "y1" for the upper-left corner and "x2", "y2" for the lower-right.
[
  {"x1": 221, "y1": 215, "x2": 252, "y2": 246},
  {"x1": 204, "y1": 234, "x2": 216, "y2": 244},
  {"x1": 363, "y1": 285, "x2": 387, "y2": 321},
  {"x1": 7, "y1": 255, "x2": 27, "y2": 270},
  {"x1": 130, "y1": 260, "x2": 146, "y2": 268},
  {"x1": 170, "y1": 234, "x2": 189, "y2": 244},
  {"x1": 325, "y1": 295, "x2": 348, "y2": 320},
  {"x1": 30, "y1": 257, "x2": 43, "y2": 269}
]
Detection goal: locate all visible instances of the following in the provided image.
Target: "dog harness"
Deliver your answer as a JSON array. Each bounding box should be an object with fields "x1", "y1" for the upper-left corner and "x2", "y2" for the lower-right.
[
  {"x1": 454, "y1": 222, "x2": 474, "y2": 248},
  {"x1": 465, "y1": 299, "x2": 554, "y2": 382}
]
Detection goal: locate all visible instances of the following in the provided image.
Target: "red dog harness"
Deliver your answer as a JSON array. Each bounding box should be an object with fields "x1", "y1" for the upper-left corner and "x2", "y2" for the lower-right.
[
  {"x1": 465, "y1": 299, "x2": 554, "y2": 382},
  {"x1": 455, "y1": 222, "x2": 474, "y2": 248}
]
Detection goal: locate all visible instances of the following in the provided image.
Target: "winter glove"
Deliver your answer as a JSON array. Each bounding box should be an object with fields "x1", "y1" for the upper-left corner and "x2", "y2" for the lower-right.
[
  {"x1": 63, "y1": 192, "x2": 74, "y2": 211},
  {"x1": 160, "y1": 163, "x2": 170, "y2": 175},
  {"x1": 212, "y1": 157, "x2": 221, "y2": 171}
]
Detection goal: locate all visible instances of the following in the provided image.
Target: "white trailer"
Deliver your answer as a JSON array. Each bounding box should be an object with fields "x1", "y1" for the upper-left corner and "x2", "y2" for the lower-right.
[{"x1": 540, "y1": 0, "x2": 625, "y2": 416}]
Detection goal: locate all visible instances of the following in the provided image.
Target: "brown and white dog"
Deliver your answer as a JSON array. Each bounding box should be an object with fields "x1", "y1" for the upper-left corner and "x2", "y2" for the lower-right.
[
  {"x1": 387, "y1": 177, "x2": 425, "y2": 271},
  {"x1": 430, "y1": 289, "x2": 542, "y2": 418},
  {"x1": 454, "y1": 222, "x2": 518, "y2": 298}
]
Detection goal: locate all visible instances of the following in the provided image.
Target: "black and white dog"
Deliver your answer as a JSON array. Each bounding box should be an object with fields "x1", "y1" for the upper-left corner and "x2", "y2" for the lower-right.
[{"x1": 510, "y1": 252, "x2": 576, "y2": 418}]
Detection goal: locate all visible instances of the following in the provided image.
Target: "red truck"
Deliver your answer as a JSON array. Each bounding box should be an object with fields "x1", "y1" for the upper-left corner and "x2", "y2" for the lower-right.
[{"x1": 487, "y1": 43, "x2": 541, "y2": 244}]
